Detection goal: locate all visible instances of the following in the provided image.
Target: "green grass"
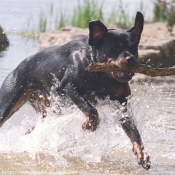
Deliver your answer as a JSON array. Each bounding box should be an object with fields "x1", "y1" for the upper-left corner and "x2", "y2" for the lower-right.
[
  {"x1": 56, "y1": 12, "x2": 66, "y2": 29},
  {"x1": 8, "y1": 31, "x2": 39, "y2": 39},
  {"x1": 19, "y1": 0, "x2": 147, "y2": 38},
  {"x1": 13, "y1": 0, "x2": 175, "y2": 39},
  {"x1": 39, "y1": 14, "x2": 47, "y2": 33},
  {"x1": 116, "y1": 0, "x2": 132, "y2": 28},
  {"x1": 153, "y1": 0, "x2": 175, "y2": 31},
  {"x1": 71, "y1": 0, "x2": 104, "y2": 28},
  {"x1": 59, "y1": 0, "x2": 135, "y2": 29},
  {"x1": 34, "y1": 0, "x2": 134, "y2": 34}
]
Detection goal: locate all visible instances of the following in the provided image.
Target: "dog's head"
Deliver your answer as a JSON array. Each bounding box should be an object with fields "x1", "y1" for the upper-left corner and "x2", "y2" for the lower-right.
[{"x1": 88, "y1": 12, "x2": 144, "y2": 82}]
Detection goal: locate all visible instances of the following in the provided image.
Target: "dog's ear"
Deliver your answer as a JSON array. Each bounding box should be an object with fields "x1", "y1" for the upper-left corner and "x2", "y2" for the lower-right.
[
  {"x1": 89, "y1": 20, "x2": 107, "y2": 46},
  {"x1": 127, "y1": 12, "x2": 144, "y2": 42}
]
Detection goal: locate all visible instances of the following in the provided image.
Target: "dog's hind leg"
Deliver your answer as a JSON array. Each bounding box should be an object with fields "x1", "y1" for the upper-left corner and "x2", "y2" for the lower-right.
[
  {"x1": 28, "y1": 90, "x2": 50, "y2": 118},
  {"x1": 0, "y1": 88, "x2": 31, "y2": 128},
  {"x1": 0, "y1": 69, "x2": 31, "y2": 128},
  {"x1": 24, "y1": 90, "x2": 50, "y2": 134}
]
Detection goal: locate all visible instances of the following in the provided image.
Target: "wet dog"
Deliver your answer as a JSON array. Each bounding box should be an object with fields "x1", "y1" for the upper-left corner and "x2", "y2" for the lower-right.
[{"x1": 0, "y1": 12, "x2": 150, "y2": 169}]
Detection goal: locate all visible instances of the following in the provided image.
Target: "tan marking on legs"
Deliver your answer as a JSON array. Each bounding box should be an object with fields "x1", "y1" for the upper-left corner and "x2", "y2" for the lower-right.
[
  {"x1": 26, "y1": 90, "x2": 51, "y2": 134},
  {"x1": 82, "y1": 107, "x2": 99, "y2": 131},
  {"x1": 29, "y1": 90, "x2": 50, "y2": 116},
  {"x1": 9, "y1": 90, "x2": 32, "y2": 117}
]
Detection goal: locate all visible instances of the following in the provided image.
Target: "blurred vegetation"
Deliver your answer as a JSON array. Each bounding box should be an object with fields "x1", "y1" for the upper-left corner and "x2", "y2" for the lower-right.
[
  {"x1": 34, "y1": 0, "x2": 137, "y2": 36},
  {"x1": 152, "y1": 0, "x2": 175, "y2": 31},
  {"x1": 16, "y1": 0, "x2": 175, "y2": 38},
  {"x1": 39, "y1": 14, "x2": 47, "y2": 33},
  {"x1": 71, "y1": 0, "x2": 104, "y2": 28}
]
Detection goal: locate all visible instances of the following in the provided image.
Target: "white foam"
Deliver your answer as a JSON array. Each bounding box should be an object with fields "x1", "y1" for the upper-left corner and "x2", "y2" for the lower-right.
[
  {"x1": 0, "y1": 83, "x2": 175, "y2": 168},
  {"x1": 0, "y1": 98, "x2": 129, "y2": 162}
]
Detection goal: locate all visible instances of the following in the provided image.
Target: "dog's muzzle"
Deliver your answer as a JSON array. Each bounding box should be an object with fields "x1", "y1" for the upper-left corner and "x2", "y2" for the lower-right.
[
  {"x1": 108, "y1": 52, "x2": 138, "y2": 82},
  {"x1": 111, "y1": 71, "x2": 134, "y2": 82}
]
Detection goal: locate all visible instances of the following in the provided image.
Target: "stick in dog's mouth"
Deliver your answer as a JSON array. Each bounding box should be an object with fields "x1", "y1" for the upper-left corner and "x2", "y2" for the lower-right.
[
  {"x1": 86, "y1": 57, "x2": 136, "y2": 82},
  {"x1": 85, "y1": 60, "x2": 175, "y2": 77}
]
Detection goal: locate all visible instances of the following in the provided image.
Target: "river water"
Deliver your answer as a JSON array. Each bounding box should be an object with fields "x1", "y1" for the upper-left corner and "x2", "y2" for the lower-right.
[{"x1": 0, "y1": 0, "x2": 175, "y2": 175}]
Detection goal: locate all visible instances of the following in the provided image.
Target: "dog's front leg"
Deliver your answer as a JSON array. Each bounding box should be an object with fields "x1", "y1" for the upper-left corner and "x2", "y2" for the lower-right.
[
  {"x1": 119, "y1": 107, "x2": 151, "y2": 170},
  {"x1": 63, "y1": 83, "x2": 99, "y2": 131}
]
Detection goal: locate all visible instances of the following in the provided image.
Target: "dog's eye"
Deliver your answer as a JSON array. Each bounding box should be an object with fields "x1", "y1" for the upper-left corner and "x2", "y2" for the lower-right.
[
  {"x1": 128, "y1": 42, "x2": 134, "y2": 46},
  {"x1": 111, "y1": 43, "x2": 123, "y2": 52},
  {"x1": 129, "y1": 42, "x2": 138, "y2": 55},
  {"x1": 128, "y1": 41, "x2": 138, "y2": 47}
]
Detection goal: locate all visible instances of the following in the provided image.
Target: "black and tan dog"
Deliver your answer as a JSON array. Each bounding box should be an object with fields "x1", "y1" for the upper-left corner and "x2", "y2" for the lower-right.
[{"x1": 0, "y1": 12, "x2": 150, "y2": 169}]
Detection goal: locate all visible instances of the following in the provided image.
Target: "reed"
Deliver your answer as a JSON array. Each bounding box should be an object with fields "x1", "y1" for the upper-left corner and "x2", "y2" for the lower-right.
[
  {"x1": 56, "y1": 11, "x2": 67, "y2": 30},
  {"x1": 21, "y1": 0, "x2": 146, "y2": 38},
  {"x1": 71, "y1": 0, "x2": 104, "y2": 28},
  {"x1": 39, "y1": 14, "x2": 47, "y2": 33},
  {"x1": 152, "y1": 0, "x2": 175, "y2": 31},
  {"x1": 117, "y1": 0, "x2": 132, "y2": 28}
]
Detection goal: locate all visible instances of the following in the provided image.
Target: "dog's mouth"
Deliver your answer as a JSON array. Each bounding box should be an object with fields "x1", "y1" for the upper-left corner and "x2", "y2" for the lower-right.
[{"x1": 110, "y1": 71, "x2": 134, "y2": 82}]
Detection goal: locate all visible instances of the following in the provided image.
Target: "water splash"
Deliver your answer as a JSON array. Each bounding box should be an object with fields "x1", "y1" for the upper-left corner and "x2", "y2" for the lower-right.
[
  {"x1": 0, "y1": 96, "x2": 128, "y2": 156},
  {"x1": 0, "y1": 83, "x2": 175, "y2": 174}
]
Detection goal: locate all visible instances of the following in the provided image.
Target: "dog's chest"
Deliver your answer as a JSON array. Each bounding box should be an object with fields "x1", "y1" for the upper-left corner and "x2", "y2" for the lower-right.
[{"x1": 77, "y1": 73, "x2": 130, "y2": 101}]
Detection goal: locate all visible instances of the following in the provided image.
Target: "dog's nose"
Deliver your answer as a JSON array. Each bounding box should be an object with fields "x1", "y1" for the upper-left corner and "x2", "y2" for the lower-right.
[{"x1": 126, "y1": 55, "x2": 135, "y2": 64}]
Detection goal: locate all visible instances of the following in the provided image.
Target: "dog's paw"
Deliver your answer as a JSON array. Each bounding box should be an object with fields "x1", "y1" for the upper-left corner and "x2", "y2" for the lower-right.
[
  {"x1": 82, "y1": 117, "x2": 99, "y2": 131},
  {"x1": 137, "y1": 151, "x2": 151, "y2": 170},
  {"x1": 132, "y1": 143, "x2": 151, "y2": 170}
]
